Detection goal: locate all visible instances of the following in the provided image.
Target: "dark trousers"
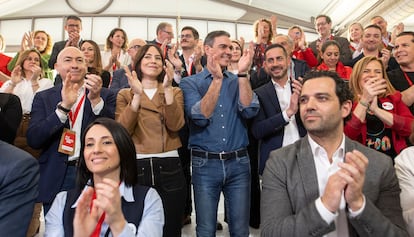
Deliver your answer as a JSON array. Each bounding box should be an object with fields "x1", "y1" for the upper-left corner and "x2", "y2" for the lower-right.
[
  {"x1": 136, "y1": 157, "x2": 186, "y2": 237},
  {"x1": 178, "y1": 123, "x2": 192, "y2": 218}
]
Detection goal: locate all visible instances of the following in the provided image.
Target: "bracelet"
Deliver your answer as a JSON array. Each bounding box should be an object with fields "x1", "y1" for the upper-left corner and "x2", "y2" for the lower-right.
[
  {"x1": 359, "y1": 100, "x2": 369, "y2": 108},
  {"x1": 57, "y1": 102, "x2": 71, "y2": 113},
  {"x1": 237, "y1": 73, "x2": 248, "y2": 78}
]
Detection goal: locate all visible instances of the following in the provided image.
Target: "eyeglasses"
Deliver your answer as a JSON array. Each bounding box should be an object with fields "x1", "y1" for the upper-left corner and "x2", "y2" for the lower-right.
[
  {"x1": 128, "y1": 45, "x2": 142, "y2": 50},
  {"x1": 315, "y1": 22, "x2": 328, "y2": 27},
  {"x1": 67, "y1": 24, "x2": 81, "y2": 28},
  {"x1": 180, "y1": 34, "x2": 193, "y2": 39},
  {"x1": 162, "y1": 30, "x2": 174, "y2": 36}
]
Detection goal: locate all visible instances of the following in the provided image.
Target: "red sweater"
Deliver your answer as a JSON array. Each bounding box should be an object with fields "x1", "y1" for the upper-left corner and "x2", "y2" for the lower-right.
[
  {"x1": 344, "y1": 92, "x2": 413, "y2": 155},
  {"x1": 292, "y1": 47, "x2": 318, "y2": 68},
  {"x1": 317, "y1": 61, "x2": 352, "y2": 80}
]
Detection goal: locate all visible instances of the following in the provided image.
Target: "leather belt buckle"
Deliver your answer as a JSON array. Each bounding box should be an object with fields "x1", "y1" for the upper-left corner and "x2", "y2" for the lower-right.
[{"x1": 219, "y1": 151, "x2": 225, "y2": 160}]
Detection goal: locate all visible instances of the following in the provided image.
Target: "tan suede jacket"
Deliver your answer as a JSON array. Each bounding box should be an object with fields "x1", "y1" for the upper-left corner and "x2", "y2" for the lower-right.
[{"x1": 115, "y1": 84, "x2": 185, "y2": 154}]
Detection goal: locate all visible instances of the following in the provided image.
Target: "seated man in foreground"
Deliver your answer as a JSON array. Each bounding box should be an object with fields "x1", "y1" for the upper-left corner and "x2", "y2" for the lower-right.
[{"x1": 261, "y1": 70, "x2": 408, "y2": 237}]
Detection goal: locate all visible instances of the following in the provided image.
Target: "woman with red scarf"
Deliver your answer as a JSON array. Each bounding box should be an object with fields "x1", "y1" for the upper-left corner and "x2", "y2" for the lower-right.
[{"x1": 317, "y1": 40, "x2": 352, "y2": 80}]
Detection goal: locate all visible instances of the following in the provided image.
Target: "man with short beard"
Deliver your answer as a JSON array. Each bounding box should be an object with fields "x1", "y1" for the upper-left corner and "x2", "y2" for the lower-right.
[
  {"x1": 350, "y1": 25, "x2": 399, "y2": 71},
  {"x1": 251, "y1": 43, "x2": 306, "y2": 174},
  {"x1": 261, "y1": 70, "x2": 408, "y2": 237},
  {"x1": 388, "y1": 31, "x2": 414, "y2": 114},
  {"x1": 180, "y1": 30, "x2": 259, "y2": 237}
]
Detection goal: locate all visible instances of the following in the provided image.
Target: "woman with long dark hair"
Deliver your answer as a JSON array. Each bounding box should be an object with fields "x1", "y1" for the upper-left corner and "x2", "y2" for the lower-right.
[
  {"x1": 45, "y1": 117, "x2": 164, "y2": 236},
  {"x1": 116, "y1": 44, "x2": 186, "y2": 237}
]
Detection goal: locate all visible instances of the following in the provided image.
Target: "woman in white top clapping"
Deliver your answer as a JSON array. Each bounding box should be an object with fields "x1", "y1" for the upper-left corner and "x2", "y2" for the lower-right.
[{"x1": 102, "y1": 28, "x2": 131, "y2": 75}]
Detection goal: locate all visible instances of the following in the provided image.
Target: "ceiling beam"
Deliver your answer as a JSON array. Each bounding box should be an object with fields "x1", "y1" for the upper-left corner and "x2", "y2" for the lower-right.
[{"x1": 210, "y1": 0, "x2": 315, "y2": 30}]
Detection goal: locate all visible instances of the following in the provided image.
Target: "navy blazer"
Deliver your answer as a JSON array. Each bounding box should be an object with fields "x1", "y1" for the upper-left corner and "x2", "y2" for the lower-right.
[
  {"x1": 110, "y1": 64, "x2": 133, "y2": 94},
  {"x1": 27, "y1": 85, "x2": 116, "y2": 203},
  {"x1": 251, "y1": 81, "x2": 307, "y2": 174},
  {"x1": 0, "y1": 141, "x2": 39, "y2": 236},
  {"x1": 250, "y1": 58, "x2": 310, "y2": 90}
]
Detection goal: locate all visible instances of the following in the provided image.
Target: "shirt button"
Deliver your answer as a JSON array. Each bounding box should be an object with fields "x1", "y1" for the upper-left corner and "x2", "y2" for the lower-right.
[
  {"x1": 222, "y1": 126, "x2": 225, "y2": 128},
  {"x1": 223, "y1": 138, "x2": 226, "y2": 141},
  {"x1": 221, "y1": 114, "x2": 224, "y2": 117}
]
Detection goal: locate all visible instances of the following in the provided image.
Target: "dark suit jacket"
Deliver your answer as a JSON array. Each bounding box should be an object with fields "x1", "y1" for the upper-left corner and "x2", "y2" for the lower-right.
[
  {"x1": 110, "y1": 64, "x2": 133, "y2": 94},
  {"x1": 0, "y1": 140, "x2": 39, "y2": 236},
  {"x1": 26, "y1": 85, "x2": 116, "y2": 203},
  {"x1": 351, "y1": 53, "x2": 400, "y2": 71},
  {"x1": 309, "y1": 36, "x2": 352, "y2": 66},
  {"x1": 251, "y1": 81, "x2": 306, "y2": 174},
  {"x1": 48, "y1": 41, "x2": 66, "y2": 69},
  {"x1": 0, "y1": 93, "x2": 22, "y2": 143},
  {"x1": 261, "y1": 136, "x2": 408, "y2": 237},
  {"x1": 250, "y1": 58, "x2": 310, "y2": 90},
  {"x1": 388, "y1": 68, "x2": 414, "y2": 115}
]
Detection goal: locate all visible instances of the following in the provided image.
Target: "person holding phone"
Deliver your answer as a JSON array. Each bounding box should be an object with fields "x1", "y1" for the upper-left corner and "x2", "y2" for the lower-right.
[{"x1": 288, "y1": 25, "x2": 318, "y2": 68}]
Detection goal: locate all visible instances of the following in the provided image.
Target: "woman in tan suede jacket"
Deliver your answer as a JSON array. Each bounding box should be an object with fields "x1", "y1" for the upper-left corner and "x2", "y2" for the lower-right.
[{"x1": 115, "y1": 44, "x2": 186, "y2": 237}]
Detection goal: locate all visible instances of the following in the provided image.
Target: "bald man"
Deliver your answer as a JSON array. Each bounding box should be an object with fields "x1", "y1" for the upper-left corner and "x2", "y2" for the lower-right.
[
  {"x1": 110, "y1": 38, "x2": 147, "y2": 92},
  {"x1": 27, "y1": 47, "x2": 116, "y2": 214}
]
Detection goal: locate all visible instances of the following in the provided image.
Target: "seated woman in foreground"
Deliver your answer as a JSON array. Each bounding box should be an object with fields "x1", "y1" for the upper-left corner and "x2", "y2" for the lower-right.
[{"x1": 44, "y1": 117, "x2": 164, "y2": 237}]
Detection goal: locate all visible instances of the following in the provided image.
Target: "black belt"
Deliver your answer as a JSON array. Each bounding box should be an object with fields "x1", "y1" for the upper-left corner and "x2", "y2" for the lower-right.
[
  {"x1": 65, "y1": 160, "x2": 78, "y2": 166},
  {"x1": 191, "y1": 149, "x2": 247, "y2": 160}
]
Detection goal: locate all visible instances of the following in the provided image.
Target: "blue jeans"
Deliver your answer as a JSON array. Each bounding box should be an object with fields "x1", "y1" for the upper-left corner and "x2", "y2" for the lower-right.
[{"x1": 192, "y1": 153, "x2": 251, "y2": 237}]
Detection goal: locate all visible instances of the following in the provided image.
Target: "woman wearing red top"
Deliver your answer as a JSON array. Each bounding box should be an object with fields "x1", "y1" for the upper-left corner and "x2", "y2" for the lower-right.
[
  {"x1": 345, "y1": 56, "x2": 414, "y2": 159},
  {"x1": 288, "y1": 25, "x2": 318, "y2": 68},
  {"x1": 0, "y1": 34, "x2": 12, "y2": 87},
  {"x1": 316, "y1": 40, "x2": 352, "y2": 80}
]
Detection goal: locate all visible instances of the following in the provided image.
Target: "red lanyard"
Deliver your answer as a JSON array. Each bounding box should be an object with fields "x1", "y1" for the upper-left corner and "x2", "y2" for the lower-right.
[
  {"x1": 403, "y1": 71, "x2": 413, "y2": 86},
  {"x1": 90, "y1": 191, "x2": 106, "y2": 237},
  {"x1": 68, "y1": 93, "x2": 86, "y2": 127}
]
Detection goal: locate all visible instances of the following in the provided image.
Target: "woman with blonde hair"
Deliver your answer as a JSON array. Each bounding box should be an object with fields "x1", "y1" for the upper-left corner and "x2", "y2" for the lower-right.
[
  {"x1": 8, "y1": 30, "x2": 54, "y2": 80},
  {"x1": 288, "y1": 25, "x2": 318, "y2": 68},
  {"x1": 347, "y1": 22, "x2": 364, "y2": 59},
  {"x1": 345, "y1": 56, "x2": 413, "y2": 159}
]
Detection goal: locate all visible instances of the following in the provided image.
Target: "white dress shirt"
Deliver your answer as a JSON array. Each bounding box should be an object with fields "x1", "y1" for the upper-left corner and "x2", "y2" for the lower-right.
[
  {"x1": 272, "y1": 79, "x2": 300, "y2": 147},
  {"x1": 0, "y1": 78, "x2": 53, "y2": 114},
  {"x1": 308, "y1": 134, "x2": 365, "y2": 237},
  {"x1": 395, "y1": 147, "x2": 414, "y2": 237}
]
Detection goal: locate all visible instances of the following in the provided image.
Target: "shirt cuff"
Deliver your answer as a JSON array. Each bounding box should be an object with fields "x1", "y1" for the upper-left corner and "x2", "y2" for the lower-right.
[
  {"x1": 348, "y1": 195, "x2": 366, "y2": 218},
  {"x1": 92, "y1": 98, "x2": 104, "y2": 115},
  {"x1": 315, "y1": 197, "x2": 338, "y2": 224},
  {"x1": 56, "y1": 108, "x2": 68, "y2": 123},
  {"x1": 173, "y1": 73, "x2": 182, "y2": 84},
  {"x1": 282, "y1": 110, "x2": 290, "y2": 122}
]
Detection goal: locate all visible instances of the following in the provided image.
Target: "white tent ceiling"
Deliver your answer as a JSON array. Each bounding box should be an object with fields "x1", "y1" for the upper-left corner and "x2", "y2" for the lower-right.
[{"x1": 1, "y1": 0, "x2": 414, "y2": 35}]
